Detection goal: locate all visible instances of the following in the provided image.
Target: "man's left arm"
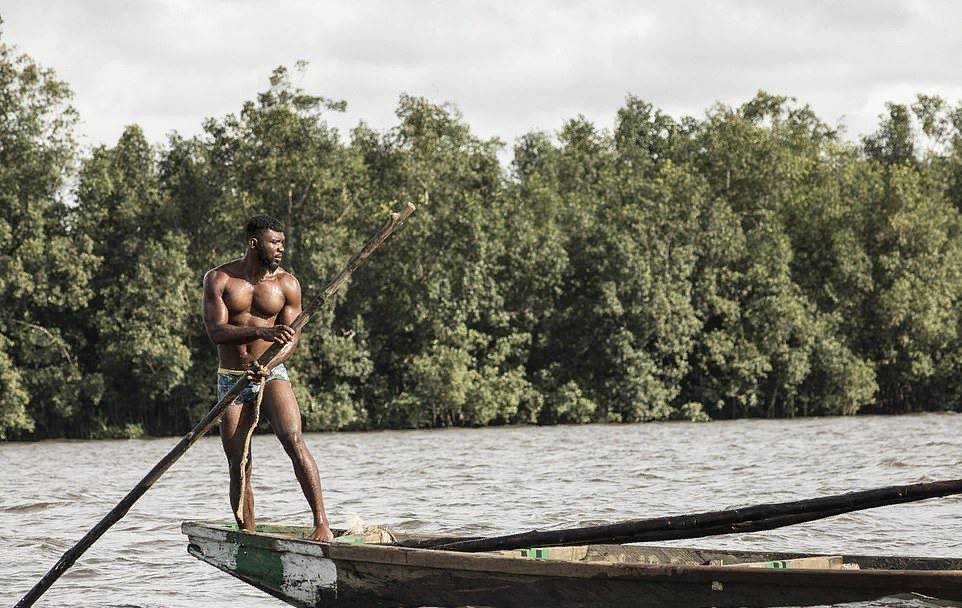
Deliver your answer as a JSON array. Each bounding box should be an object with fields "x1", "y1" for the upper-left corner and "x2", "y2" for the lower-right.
[{"x1": 265, "y1": 273, "x2": 303, "y2": 369}]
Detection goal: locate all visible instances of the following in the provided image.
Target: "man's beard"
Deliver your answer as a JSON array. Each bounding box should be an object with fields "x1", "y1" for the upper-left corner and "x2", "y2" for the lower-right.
[{"x1": 257, "y1": 245, "x2": 279, "y2": 271}]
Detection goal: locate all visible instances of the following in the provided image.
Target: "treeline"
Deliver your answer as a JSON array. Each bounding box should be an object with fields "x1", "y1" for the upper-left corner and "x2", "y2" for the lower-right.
[{"x1": 4, "y1": 40, "x2": 962, "y2": 440}]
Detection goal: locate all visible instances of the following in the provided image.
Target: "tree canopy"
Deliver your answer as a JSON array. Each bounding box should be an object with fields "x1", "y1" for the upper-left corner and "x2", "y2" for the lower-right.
[{"x1": 5, "y1": 33, "x2": 962, "y2": 439}]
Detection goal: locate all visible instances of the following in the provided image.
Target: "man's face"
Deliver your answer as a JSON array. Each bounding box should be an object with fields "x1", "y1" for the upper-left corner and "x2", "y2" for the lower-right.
[{"x1": 254, "y1": 229, "x2": 285, "y2": 271}]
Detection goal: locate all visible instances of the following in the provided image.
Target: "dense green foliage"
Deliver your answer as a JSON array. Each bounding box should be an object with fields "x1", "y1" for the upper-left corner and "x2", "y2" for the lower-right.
[{"x1": 5, "y1": 35, "x2": 962, "y2": 439}]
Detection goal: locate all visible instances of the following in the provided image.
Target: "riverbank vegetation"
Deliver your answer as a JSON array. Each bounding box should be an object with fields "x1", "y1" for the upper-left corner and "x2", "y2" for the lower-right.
[{"x1": 5, "y1": 34, "x2": 962, "y2": 439}]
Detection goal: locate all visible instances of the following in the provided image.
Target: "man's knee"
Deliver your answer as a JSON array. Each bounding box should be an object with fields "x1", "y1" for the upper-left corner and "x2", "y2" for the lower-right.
[
  {"x1": 227, "y1": 454, "x2": 253, "y2": 473},
  {"x1": 277, "y1": 429, "x2": 305, "y2": 452}
]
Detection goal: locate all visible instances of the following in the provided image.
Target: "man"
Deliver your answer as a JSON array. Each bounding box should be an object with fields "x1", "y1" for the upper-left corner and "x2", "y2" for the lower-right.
[{"x1": 202, "y1": 214, "x2": 334, "y2": 542}]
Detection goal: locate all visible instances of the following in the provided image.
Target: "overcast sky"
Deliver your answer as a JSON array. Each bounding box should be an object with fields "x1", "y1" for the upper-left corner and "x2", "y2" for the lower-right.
[{"x1": 4, "y1": 0, "x2": 962, "y2": 159}]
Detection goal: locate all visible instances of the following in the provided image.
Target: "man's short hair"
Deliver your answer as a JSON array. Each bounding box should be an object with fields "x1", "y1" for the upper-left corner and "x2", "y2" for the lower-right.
[{"x1": 245, "y1": 215, "x2": 284, "y2": 240}]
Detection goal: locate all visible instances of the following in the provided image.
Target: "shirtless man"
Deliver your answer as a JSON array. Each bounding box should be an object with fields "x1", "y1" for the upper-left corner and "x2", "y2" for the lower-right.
[{"x1": 203, "y1": 215, "x2": 333, "y2": 542}]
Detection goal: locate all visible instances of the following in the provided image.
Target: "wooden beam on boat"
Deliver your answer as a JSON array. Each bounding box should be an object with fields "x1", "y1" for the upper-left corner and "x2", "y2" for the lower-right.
[
  {"x1": 397, "y1": 508, "x2": 850, "y2": 549},
  {"x1": 424, "y1": 479, "x2": 962, "y2": 552},
  {"x1": 594, "y1": 506, "x2": 853, "y2": 543}
]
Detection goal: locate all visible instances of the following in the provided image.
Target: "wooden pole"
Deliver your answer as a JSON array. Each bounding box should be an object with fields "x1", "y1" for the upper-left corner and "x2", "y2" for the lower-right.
[
  {"x1": 397, "y1": 508, "x2": 855, "y2": 550},
  {"x1": 16, "y1": 203, "x2": 415, "y2": 608},
  {"x1": 397, "y1": 509, "x2": 855, "y2": 550},
  {"x1": 427, "y1": 478, "x2": 962, "y2": 552}
]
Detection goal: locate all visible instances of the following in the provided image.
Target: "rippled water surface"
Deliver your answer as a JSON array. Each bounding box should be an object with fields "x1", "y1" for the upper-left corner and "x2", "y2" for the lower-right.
[{"x1": 4, "y1": 413, "x2": 962, "y2": 607}]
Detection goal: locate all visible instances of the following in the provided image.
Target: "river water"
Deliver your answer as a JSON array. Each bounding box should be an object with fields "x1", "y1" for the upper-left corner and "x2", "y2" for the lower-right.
[{"x1": 3, "y1": 413, "x2": 962, "y2": 607}]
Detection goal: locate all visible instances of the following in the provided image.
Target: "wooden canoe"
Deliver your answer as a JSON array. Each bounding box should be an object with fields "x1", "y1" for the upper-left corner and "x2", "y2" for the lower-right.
[{"x1": 181, "y1": 521, "x2": 962, "y2": 608}]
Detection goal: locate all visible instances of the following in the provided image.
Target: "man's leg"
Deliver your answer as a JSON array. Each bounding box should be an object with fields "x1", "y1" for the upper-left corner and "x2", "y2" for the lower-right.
[
  {"x1": 262, "y1": 379, "x2": 333, "y2": 541},
  {"x1": 220, "y1": 401, "x2": 257, "y2": 531}
]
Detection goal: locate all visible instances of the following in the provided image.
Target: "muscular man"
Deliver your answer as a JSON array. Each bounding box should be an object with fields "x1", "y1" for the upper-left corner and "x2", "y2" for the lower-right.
[{"x1": 202, "y1": 215, "x2": 333, "y2": 542}]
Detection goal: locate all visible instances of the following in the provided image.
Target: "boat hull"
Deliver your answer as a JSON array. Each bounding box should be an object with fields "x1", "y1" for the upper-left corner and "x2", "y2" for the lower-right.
[{"x1": 182, "y1": 522, "x2": 962, "y2": 608}]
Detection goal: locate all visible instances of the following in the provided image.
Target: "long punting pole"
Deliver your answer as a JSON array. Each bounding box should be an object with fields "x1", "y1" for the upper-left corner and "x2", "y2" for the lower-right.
[
  {"x1": 16, "y1": 203, "x2": 415, "y2": 608},
  {"x1": 425, "y1": 478, "x2": 962, "y2": 552}
]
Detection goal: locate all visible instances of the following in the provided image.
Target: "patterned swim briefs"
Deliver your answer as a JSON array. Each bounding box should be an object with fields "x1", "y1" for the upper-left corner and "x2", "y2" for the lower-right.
[{"x1": 216, "y1": 363, "x2": 290, "y2": 405}]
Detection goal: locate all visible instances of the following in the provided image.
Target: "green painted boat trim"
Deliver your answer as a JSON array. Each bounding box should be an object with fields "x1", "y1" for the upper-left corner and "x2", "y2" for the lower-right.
[{"x1": 185, "y1": 522, "x2": 336, "y2": 606}]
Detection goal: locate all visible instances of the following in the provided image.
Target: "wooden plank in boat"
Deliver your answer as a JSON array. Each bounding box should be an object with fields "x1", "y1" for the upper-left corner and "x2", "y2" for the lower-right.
[
  {"x1": 500, "y1": 546, "x2": 590, "y2": 561},
  {"x1": 721, "y1": 556, "x2": 846, "y2": 569}
]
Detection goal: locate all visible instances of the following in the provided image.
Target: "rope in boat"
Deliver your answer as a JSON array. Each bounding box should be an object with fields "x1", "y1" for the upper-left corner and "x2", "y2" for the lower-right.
[{"x1": 236, "y1": 364, "x2": 266, "y2": 526}]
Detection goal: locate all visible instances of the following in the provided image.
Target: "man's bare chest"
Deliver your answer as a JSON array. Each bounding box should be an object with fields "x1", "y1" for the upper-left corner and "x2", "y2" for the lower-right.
[{"x1": 223, "y1": 279, "x2": 286, "y2": 319}]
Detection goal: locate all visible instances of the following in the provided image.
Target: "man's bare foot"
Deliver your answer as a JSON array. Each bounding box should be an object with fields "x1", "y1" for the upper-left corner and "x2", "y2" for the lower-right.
[{"x1": 309, "y1": 523, "x2": 334, "y2": 542}]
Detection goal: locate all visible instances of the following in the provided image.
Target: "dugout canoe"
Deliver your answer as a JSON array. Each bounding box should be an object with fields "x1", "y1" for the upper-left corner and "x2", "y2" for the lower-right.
[{"x1": 181, "y1": 521, "x2": 962, "y2": 608}]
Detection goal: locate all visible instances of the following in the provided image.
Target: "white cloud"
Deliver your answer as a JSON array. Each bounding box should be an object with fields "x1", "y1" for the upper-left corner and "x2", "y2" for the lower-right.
[{"x1": 3, "y1": 0, "x2": 962, "y2": 156}]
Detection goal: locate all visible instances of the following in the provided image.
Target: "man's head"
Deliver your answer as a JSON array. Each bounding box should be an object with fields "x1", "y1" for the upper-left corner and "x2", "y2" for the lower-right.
[{"x1": 245, "y1": 215, "x2": 285, "y2": 271}]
